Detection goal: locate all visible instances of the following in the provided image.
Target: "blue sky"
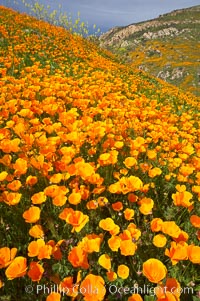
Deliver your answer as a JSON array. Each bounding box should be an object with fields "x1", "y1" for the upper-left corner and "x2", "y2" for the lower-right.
[{"x1": 1, "y1": 0, "x2": 200, "y2": 32}]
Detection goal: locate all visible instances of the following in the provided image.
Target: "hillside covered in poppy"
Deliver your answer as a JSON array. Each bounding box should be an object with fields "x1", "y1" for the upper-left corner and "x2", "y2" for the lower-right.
[
  {"x1": 0, "y1": 5, "x2": 200, "y2": 301},
  {"x1": 99, "y1": 5, "x2": 200, "y2": 96}
]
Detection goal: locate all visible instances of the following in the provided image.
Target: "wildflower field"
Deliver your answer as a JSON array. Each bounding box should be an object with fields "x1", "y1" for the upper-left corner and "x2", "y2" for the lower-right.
[{"x1": 0, "y1": 6, "x2": 200, "y2": 301}]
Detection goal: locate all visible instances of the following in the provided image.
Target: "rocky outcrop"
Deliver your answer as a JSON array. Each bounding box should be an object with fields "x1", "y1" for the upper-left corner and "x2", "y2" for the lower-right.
[
  {"x1": 98, "y1": 5, "x2": 200, "y2": 95},
  {"x1": 157, "y1": 67, "x2": 187, "y2": 81},
  {"x1": 99, "y1": 5, "x2": 200, "y2": 48}
]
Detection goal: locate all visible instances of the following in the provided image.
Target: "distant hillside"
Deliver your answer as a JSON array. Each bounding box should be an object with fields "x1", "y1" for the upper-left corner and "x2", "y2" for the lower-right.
[{"x1": 99, "y1": 5, "x2": 200, "y2": 96}]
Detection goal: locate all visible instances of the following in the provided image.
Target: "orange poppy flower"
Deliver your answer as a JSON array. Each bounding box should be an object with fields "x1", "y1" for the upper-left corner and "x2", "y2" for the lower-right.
[
  {"x1": 153, "y1": 234, "x2": 167, "y2": 248},
  {"x1": 0, "y1": 171, "x2": 8, "y2": 181},
  {"x1": 28, "y1": 239, "x2": 45, "y2": 257},
  {"x1": 59, "y1": 208, "x2": 74, "y2": 220},
  {"x1": 26, "y1": 175, "x2": 38, "y2": 186},
  {"x1": 0, "y1": 154, "x2": 12, "y2": 167},
  {"x1": 68, "y1": 192, "x2": 82, "y2": 205},
  {"x1": 175, "y1": 184, "x2": 187, "y2": 192},
  {"x1": 161, "y1": 221, "x2": 181, "y2": 238},
  {"x1": 98, "y1": 254, "x2": 111, "y2": 270},
  {"x1": 44, "y1": 185, "x2": 68, "y2": 198},
  {"x1": 156, "y1": 277, "x2": 181, "y2": 300},
  {"x1": 117, "y1": 264, "x2": 129, "y2": 279},
  {"x1": 90, "y1": 185, "x2": 106, "y2": 194},
  {"x1": 86, "y1": 200, "x2": 98, "y2": 210},
  {"x1": 3, "y1": 191, "x2": 22, "y2": 206},
  {"x1": 13, "y1": 158, "x2": 28, "y2": 175},
  {"x1": 90, "y1": 178, "x2": 104, "y2": 189},
  {"x1": 80, "y1": 234, "x2": 102, "y2": 253},
  {"x1": 49, "y1": 240, "x2": 63, "y2": 261},
  {"x1": 172, "y1": 189, "x2": 193, "y2": 208},
  {"x1": 114, "y1": 141, "x2": 124, "y2": 149},
  {"x1": 29, "y1": 225, "x2": 44, "y2": 238},
  {"x1": 156, "y1": 291, "x2": 178, "y2": 301},
  {"x1": 49, "y1": 173, "x2": 63, "y2": 184},
  {"x1": 142, "y1": 258, "x2": 167, "y2": 283},
  {"x1": 59, "y1": 146, "x2": 76, "y2": 157},
  {"x1": 60, "y1": 275, "x2": 79, "y2": 297},
  {"x1": 124, "y1": 208, "x2": 135, "y2": 220},
  {"x1": 0, "y1": 247, "x2": 17, "y2": 268},
  {"x1": 172, "y1": 230, "x2": 189, "y2": 243},
  {"x1": 128, "y1": 193, "x2": 138, "y2": 203},
  {"x1": 1, "y1": 138, "x2": 20, "y2": 153},
  {"x1": 140, "y1": 162, "x2": 151, "y2": 173},
  {"x1": 192, "y1": 185, "x2": 200, "y2": 196},
  {"x1": 148, "y1": 167, "x2": 162, "y2": 178},
  {"x1": 106, "y1": 270, "x2": 117, "y2": 282},
  {"x1": 99, "y1": 218, "x2": 116, "y2": 232},
  {"x1": 131, "y1": 136, "x2": 145, "y2": 150},
  {"x1": 165, "y1": 174, "x2": 171, "y2": 181},
  {"x1": 165, "y1": 241, "x2": 188, "y2": 265},
  {"x1": 52, "y1": 194, "x2": 67, "y2": 206},
  {"x1": 97, "y1": 197, "x2": 109, "y2": 207},
  {"x1": 120, "y1": 168, "x2": 128, "y2": 176},
  {"x1": 179, "y1": 165, "x2": 195, "y2": 177},
  {"x1": 7, "y1": 180, "x2": 22, "y2": 191},
  {"x1": 79, "y1": 185, "x2": 90, "y2": 201},
  {"x1": 147, "y1": 149, "x2": 157, "y2": 160},
  {"x1": 150, "y1": 218, "x2": 163, "y2": 232},
  {"x1": 127, "y1": 223, "x2": 141, "y2": 240},
  {"x1": 109, "y1": 176, "x2": 143, "y2": 194},
  {"x1": 110, "y1": 225, "x2": 121, "y2": 236},
  {"x1": 188, "y1": 244, "x2": 200, "y2": 264},
  {"x1": 108, "y1": 182, "x2": 122, "y2": 194},
  {"x1": 46, "y1": 292, "x2": 61, "y2": 301},
  {"x1": 68, "y1": 246, "x2": 89, "y2": 269},
  {"x1": 38, "y1": 244, "x2": 53, "y2": 260},
  {"x1": 124, "y1": 157, "x2": 137, "y2": 169},
  {"x1": 66, "y1": 210, "x2": 89, "y2": 233},
  {"x1": 5, "y1": 256, "x2": 27, "y2": 280},
  {"x1": 66, "y1": 164, "x2": 76, "y2": 176},
  {"x1": 128, "y1": 294, "x2": 143, "y2": 301},
  {"x1": 120, "y1": 239, "x2": 137, "y2": 256},
  {"x1": 138, "y1": 197, "x2": 154, "y2": 215},
  {"x1": 190, "y1": 215, "x2": 200, "y2": 228},
  {"x1": 76, "y1": 161, "x2": 95, "y2": 180},
  {"x1": 23, "y1": 206, "x2": 41, "y2": 223},
  {"x1": 119, "y1": 229, "x2": 132, "y2": 240},
  {"x1": 28, "y1": 261, "x2": 44, "y2": 282},
  {"x1": 126, "y1": 176, "x2": 143, "y2": 192},
  {"x1": 98, "y1": 153, "x2": 111, "y2": 166},
  {"x1": 140, "y1": 183, "x2": 150, "y2": 193},
  {"x1": 31, "y1": 192, "x2": 47, "y2": 204},
  {"x1": 80, "y1": 274, "x2": 106, "y2": 301},
  {"x1": 108, "y1": 236, "x2": 121, "y2": 252},
  {"x1": 112, "y1": 201, "x2": 123, "y2": 211}
]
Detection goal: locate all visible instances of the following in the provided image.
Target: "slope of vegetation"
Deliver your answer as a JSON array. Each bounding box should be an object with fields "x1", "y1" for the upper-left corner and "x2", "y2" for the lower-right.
[
  {"x1": 0, "y1": 6, "x2": 200, "y2": 301},
  {"x1": 99, "y1": 5, "x2": 200, "y2": 96}
]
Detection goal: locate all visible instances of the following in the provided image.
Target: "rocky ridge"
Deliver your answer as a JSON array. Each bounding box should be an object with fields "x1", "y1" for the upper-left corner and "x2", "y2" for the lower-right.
[
  {"x1": 99, "y1": 5, "x2": 200, "y2": 96},
  {"x1": 99, "y1": 7, "x2": 200, "y2": 48}
]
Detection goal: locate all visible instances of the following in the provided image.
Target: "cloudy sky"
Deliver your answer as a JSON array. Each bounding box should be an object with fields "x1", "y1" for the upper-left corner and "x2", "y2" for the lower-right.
[{"x1": 1, "y1": 0, "x2": 200, "y2": 32}]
